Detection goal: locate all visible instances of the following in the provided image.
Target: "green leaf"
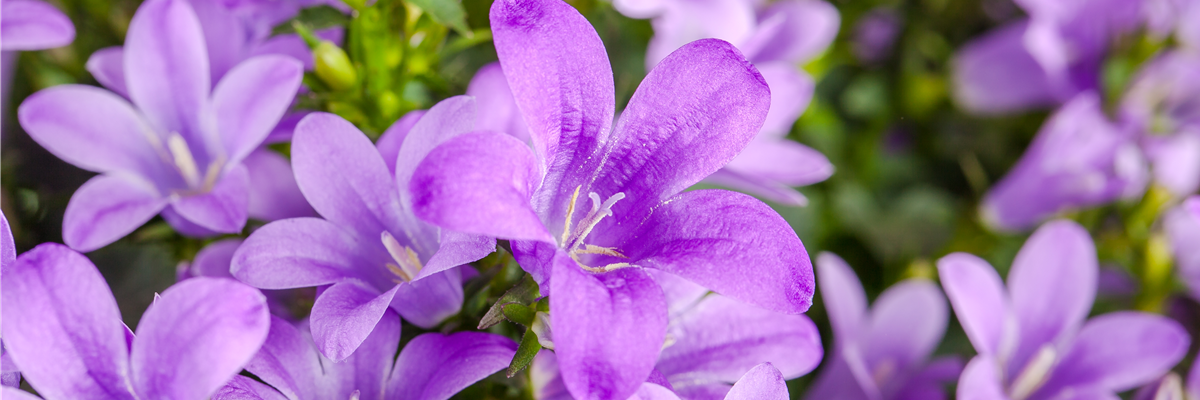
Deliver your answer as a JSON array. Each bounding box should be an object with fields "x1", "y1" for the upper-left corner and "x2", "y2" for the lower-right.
[
  {"x1": 507, "y1": 329, "x2": 542, "y2": 378},
  {"x1": 501, "y1": 303, "x2": 535, "y2": 326},
  {"x1": 405, "y1": 0, "x2": 471, "y2": 36},
  {"x1": 478, "y1": 274, "x2": 540, "y2": 329},
  {"x1": 272, "y1": 5, "x2": 352, "y2": 36}
]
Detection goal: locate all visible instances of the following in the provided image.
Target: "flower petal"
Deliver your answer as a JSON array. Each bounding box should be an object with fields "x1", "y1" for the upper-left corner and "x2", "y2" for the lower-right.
[
  {"x1": 124, "y1": 0, "x2": 211, "y2": 145},
  {"x1": 1, "y1": 244, "x2": 134, "y2": 400},
  {"x1": 377, "y1": 110, "x2": 427, "y2": 176},
  {"x1": 862, "y1": 280, "x2": 949, "y2": 381},
  {"x1": 325, "y1": 310, "x2": 402, "y2": 399},
  {"x1": 243, "y1": 149, "x2": 316, "y2": 222},
  {"x1": 170, "y1": 162, "x2": 250, "y2": 234},
  {"x1": 722, "y1": 139, "x2": 833, "y2": 187},
  {"x1": 63, "y1": 174, "x2": 168, "y2": 252},
  {"x1": 394, "y1": 96, "x2": 478, "y2": 210},
  {"x1": 232, "y1": 217, "x2": 370, "y2": 289},
  {"x1": 956, "y1": 355, "x2": 1007, "y2": 400},
  {"x1": 189, "y1": 238, "x2": 241, "y2": 279},
  {"x1": 631, "y1": 383, "x2": 683, "y2": 400},
  {"x1": 467, "y1": 62, "x2": 530, "y2": 143},
  {"x1": 723, "y1": 363, "x2": 789, "y2": 400},
  {"x1": 241, "y1": 316, "x2": 323, "y2": 400},
  {"x1": 2, "y1": 211, "x2": 15, "y2": 269},
  {"x1": 743, "y1": 0, "x2": 839, "y2": 64},
  {"x1": 1, "y1": 387, "x2": 41, "y2": 400},
  {"x1": 392, "y1": 268, "x2": 463, "y2": 329},
  {"x1": 85, "y1": 47, "x2": 129, "y2": 97},
  {"x1": 420, "y1": 230, "x2": 496, "y2": 280},
  {"x1": 936, "y1": 253, "x2": 1010, "y2": 356},
  {"x1": 130, "y1": 277, "x2": 270, "y2": 400},
  {"x1": 212, "y1": 55, "x2": 304, "y2": 166},
  {"x1": 212, "y1": 375, "x2": 290, "y2": 400},
  {"x1": 410, "y1": 131, "x2": 551, "y2": 242},
  {"x1": 551, "y1": 252, "x2": 668, "y2": 400},
  {"x1": 752, "y1": 63, "x2": 813, "y2": 138},
  {"x1": 0, "y1": 0, "x2": 74, "y2": 50},
  {"x1": 617, "y1": 189, "x2": 814, "y2": 314},
  {"x1": 951, "y1": 21, "x2": 1061, "y2": 114},
  {"x1": 1038, "y1": 312, "x2": 1189, "y2": 395},
  {"x1": 308, "y1": 280, "x2": 398, "y2": 362},
  {"x1": 644, "y1": 0, "x2": 756, "y2": 70},
  {"x1": 815, "y1": 252, "x2": 868, "y2": 343},
  {"x1": 701, "y1": 168, "x2": 809, "y2": 206},
  {"x1": 387, "y1": 332, "x2": 517, "y2": 400}
]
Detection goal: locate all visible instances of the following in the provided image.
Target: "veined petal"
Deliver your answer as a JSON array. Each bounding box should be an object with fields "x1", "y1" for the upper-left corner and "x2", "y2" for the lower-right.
[
  {"x1": 387, "y1": 332, "x2": 517, "y2": 400},
  {"x1": 169, "y1": 162, "x2": 250, "y2": 234},
  {"x1": 937, "y1": 253, "x2": 1010, "y2": 356},
  {"x1": 130, "y1": 277, "x2": 270, "y2": 400},
  {"x1": 242, "y1": 316, "x2": 323, "y2": 400},
  {"x1": 309, "y1": 280, "x2": 399, "y2": 362},
  {"x1": 243, "y1": 149, "x2": 316, "y2": 222},
  {"x1": 420, "y1": 231, "x2": 495, "y2": 280},
  {"x1": 722, "y1": 363, "x2": 789, "y2": 400},
  {"x1": 212, "y1": 55, "x2": 304, "y2": 167},
  {"x1": 324, "y1": 311, "x2": 402, "y2": 400},
  {"x1": 86, "y1": 47, "x2": 129, "y2": 97},
  {"x1": 391, "y1": 268, "x2": 463, "y2": 329},
  {"x1": 815, "y1": 252, "x2": 868, "y2": 343},
  {"x1": 1, "y1": 387, "x2": 41, "y2": 400},
  {"x1": 185, "y1": 0, "x2": 245, "y2": 83},
  {"x1": 0, "y1": 0, "x2": 74, "y2": 50},
  {"x1": 551, "y1": 252, "x2": 668, "y2": 400},
  {"x1": 618, "y1": 190, "x2": 814, "y2": 314},
  {"x1": 212, "y1": 375, "x2": 290, "y2": 400},
  {"x1": 1, "y1": 211, "x2": 14, "y2": 272},
  {"x1": 1, "y1": 244, "x2": 134, "y2": 400},
  {"x1": 1037, "y1": 312, "x2": 1189, "y2": 395},
  {"x1": 231, "y1": 217, "x2": 371, "y2": 289},
  {"x1": 124, "y1": 0, "x2": 212, "y2": 147},
  {"x1": 63, "y1": 174, "x2": 168, "y2": 252}
]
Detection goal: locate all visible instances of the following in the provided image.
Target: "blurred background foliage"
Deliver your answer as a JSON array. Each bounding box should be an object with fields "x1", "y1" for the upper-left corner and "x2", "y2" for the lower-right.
[{"x1": 2, "y1": 0, "x2": 1189, "y2": 397}]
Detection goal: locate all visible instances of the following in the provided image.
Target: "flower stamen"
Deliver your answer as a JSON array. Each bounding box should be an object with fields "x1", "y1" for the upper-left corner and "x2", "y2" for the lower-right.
[
  {"x1": 1009, "y1": 345, "x2": 1057, "y2": 400},
  {"x1": 382, "y1": 231, "x2": 423, "y2": 283}
]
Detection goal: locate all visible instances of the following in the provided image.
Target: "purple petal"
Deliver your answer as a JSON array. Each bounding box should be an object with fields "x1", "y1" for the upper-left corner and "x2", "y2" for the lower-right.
[
  {"x1": 804, "y1": 355, "x2": 871, "y2": 400},
  {"x1": 551, "y1": 252, "x2": 668, "y2": 400},
  {"x1": 63, "y1": 174, "x2": 168, "y2": 251},
  {"x1": 1006, "y1": 220, "x2": 1096, "y2": 370},
  {"x1": 952, "y1": 21, "x2": 1060, "y2": 114},
  {"x1": 124, "y1": 0, "x2": 211, "y2": 143},
  {"x1": 387, "y1": 332, "x2": 517, "y2": 400},
  {"x1": 292, "y1": 113, "x2": 406, "y2": 240},
  {"x1": 656, "y1": 295, "x2": 823, "y2": 386},
  {"x1": 2, "y1": 211, "x2": 16, "y2": 269},
  {"x1": 701, "y1": 168, "x2": 809, "y2": 206},
  {"x1": 0, "y1": 0, "x2": 74, "y2": 50},
  {"x1": 185, "y1": 0, "x2": 245, "y2": 83},
  {"x1": 722, "y1": 139, "x2": 834, "y2": 187},
  {"x1": 212, "y1": 375, "x2": 289, "y2": 400},
  {"x1": 722, "y1": 363, "x2": 789, "y2": 400},
  {"x1": 1144, "y1": 132, "x2": 1200, "y2": 196},
  {"x1": 211, "y1": 55, "x2": 304, "y2": 166},
  {"x1": 892, "y1": 357, "x2": 964, "y2": 400},
  {"x1": 243, "y1": 149, "x2": 316, "y2": 222},
  {"x1": 936, "y1": 253, "x2": 1010, "y2": 356},
  {"x1": 611, "y1": 0, "x2": 667, "y2": 18},
  {"x1": 646, "y1": 269, "x2": 708, "y2": 315},
  {"x1": 1189, "y1": 353, "x2": 1200, "y2": 398},
  {"x1": 630, "y1": 383, "x2": 682, "y2": 400},
  {"x1": 377, "y1": 110, "x2": 427, "y2": 176},
  {"x1": 531, "y1": 350, "x2": 573, "y2": 400},
  {"x1": 1, "y1": 387, "x2": 41, "y2": 400},
  {"x1": 326, "y1": 310, "x2": 401, "y2": 399},
  {"x1": 169, "y1": 163, "x2": 250, "y2": 234},
  {"x1": 242, "y1": 316, "x2": 322, "y2": 400},
  {"x1": 1038, "y1": 312, "x2": 1189, "y2": 395},
  {"x1": 862, "y1": 280, "x2": 949, "y2": 387},
  {"x1": 467, "y1": 62, "x2": 530, "y2": 143},
  {"x1": 86, "y1": 47, "x2": 129, "y2": 97},
  {"x1": 308, "y1": 280, "x2": 398, "y2": 361},
  {"x1": 410, "y1": 131, "x2": 551, "y2": 242},
  {"x1": 956, "y1": 355, "x2": 1007, "y2": 400},
  {"x1": 190, "y1": 238, "x2": 242, "y2": 279},
  {"x1": 421, "y1": 230, "x2": 496, "y2": 279},
  {"x1": 815, "y1": 252, "x2": 868, "y2": 343},
  {"x1": 231, "y1": 217, "x2": 370, "y2": 289},
  {"x1": 393, "y1": 96, "x2": 478, "y2": 218},
  {"x1": 742, "y1": 0, "x2": 839, "y2": 64},
  {"x1": 618, "y1": 189, "x2": 814, "y2": 314},
  {"x1": 753, "y1": 62, "x2": 813, "y2": 138},
  {"x1": 251, "y1": 34, "x2": 314, "y2": 70},
  {"x1": 1166, "y1": 197, "x2": 1200, "y2": 298},
  {"x1": 391, "y1": 268, "x2": 463, "y2": 329},
  {"x1": 643, "y1": 0, "x2": 756, "y2": 70},
  {"x1": 1, "y1": 244, "x2": 133, "y2": 400}
]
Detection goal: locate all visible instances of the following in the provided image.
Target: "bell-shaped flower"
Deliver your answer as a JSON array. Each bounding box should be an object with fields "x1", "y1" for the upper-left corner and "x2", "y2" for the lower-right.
[
  {"x1": 231, "y1": 98, "x2": 496, "y2": 361},
  {"x1": 409, "y1": 0, "x2": 816, "y2": 398},
  {"x1": 1, "y1": 243, "x2": 271, "y2": 400},
  {"x1": 981, "y1": 93, "x2": 1147, "y2": 231},
  {"x1": 807, "y1": 252, "x2": 962, "y2": 400},
  {"x1": 1120, "y1": 51, "x2": 1200, "y2": 196},
  {"x1": 611, "y1": 0, "x2": 837, "y2": 205},
  {"x1": 211, "y1": 311, "x2": 517, "y2": 400},
  {"x1": 17, "y1": 0, "x2": 304, "y2": 251},
  {"x1": 938, "y1": 219, "x2": 1190, "y2": 400}
]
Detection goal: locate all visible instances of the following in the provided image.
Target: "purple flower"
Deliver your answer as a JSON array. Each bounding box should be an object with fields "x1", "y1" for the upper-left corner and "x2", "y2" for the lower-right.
[
  {"x1": 1164, "y1": 196, "x2": 1200, "y2": 299},
  {"x1": 808, "y1": 252, "x2": 962, "y2": 400},
  {"x1": 231, "y1": 98, "x2": 496, "y2": 361},
  {"x1": 952, "y1": 0, "x2": 1145, "y2": 114},
  {"x1": 408, "y1": 0, "x2": 815, "y2": 398},
  {"x1": 613, "y1": 0, "x2": 837, "y2": 205},
  {"x1": 179, "y1": 238, "x2": 314, "y2": 321},
  {"x1": 0, "y1": 211, "x2": 20, "y2": 389},
  {"x1": 938, "y1": 219, "x2": 1189, "y2": 400},
  {"x1": 535, "y1": 356, "x2": 794, "y2": 400},
  {"x1": 17, "y1": 0, "x2": 304, "y2": 251},
  {"x1": 1133, "y1": 349, "x2": 1200, "y2": 400},
  {"x1": 1120, "y1": 51, "x2": 1200, "y2": 196},
  {"x1": 0, "y1": 0, "x2": 74, "y2": 51},
  {"x1": 853, "y1": 8, "x2": 902, "y2": 63},
  {"x1": 981, "y1": 93, "x2": 1146, "y2": 231},
  {"x1": 1, "y1": 243, "x2": 270, "y2": 400},
  {"x1": 211, "y1": 311, "x2": 517, "y2": 400}
]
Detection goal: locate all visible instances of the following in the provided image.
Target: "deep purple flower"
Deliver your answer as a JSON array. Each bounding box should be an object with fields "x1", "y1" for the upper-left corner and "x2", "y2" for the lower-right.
[
  {"x1": 1, "y1": 242, "x2": 270, "y2": 400},
  {"x1": 211, "y1": 310, "x2": 517, "y2": 400},
  {"x1": 231, "y1": 98, "x2": 496, "y2": 361},
  {"x1": 808, "y1": 252, "x2": 962, "y2": 400},
  {"x1": 613, "y1": 0, "x2": 837, "y2": 205},
  {"x1": 1120, "y1": 51, "x2": 1200, "y2": 196},
  {"x1": 938, "y1": 220, "x2": 1189, "y2": 400},
  {"x1": 1165, "y1": 196, "x2": 1200, "y2": 299},
  {"x1": 409, "y1": 2, "x2": 815, "y2": 398},
  {"x1": 952, "y1": 0, "x2": 1145, "y2": 114},
  {"x1": 981, "y1": 93, "x2": 1146, "y2": 231},
  {"x1": 17, "y1": 0, "x2": 303, "y2": 251}
]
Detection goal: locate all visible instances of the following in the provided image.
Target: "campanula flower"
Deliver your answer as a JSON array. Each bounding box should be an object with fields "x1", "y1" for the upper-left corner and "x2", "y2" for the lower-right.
[
  {"x1": 1120, "y1": 51, "x2": 1200, "y2": 196},
  {"x1": 808, "y1": 252, "x2": 962, "y2": 400},
  {"x1": 232, "y1": 98, "x2": 496, "y2": 361},
  {"x1": 17, "y1": 0, "x2": 304, "y2": 251},
  {"x1": 938, "y1": 220, "x2": 1189, "y2": 400},
  {"x1": 1, "y1": 243, "x2": 270, "y2": 400}
]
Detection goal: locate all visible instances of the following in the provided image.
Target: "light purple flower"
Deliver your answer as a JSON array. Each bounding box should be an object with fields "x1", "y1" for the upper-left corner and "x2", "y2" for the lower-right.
[
  {"x1": 1133, "y1": 349, "x2": 1200, "y2": 400},
  {"x1": 1164, "y1": 196, "x2": 1200, "y2": 299},
  {"x1": 534, "y1": 356, "x2": 793, "y2": 400},
  {"x1": 1, "y1": 242, "x2": 270, "y2": 400},
  {"x1": 981, "y1": 93, "x2": 1146, "y2": 231},
  {"x1": 938, "y1": 219, "x2": 1189, "y2": 400},
  {"x1": 1120, "y1": 51, "x2": 1200, "y2": 196},
  {"x1": 211, "y1": 311, "x2": 517, "y2": 400},
  {"x1": 231, "y1": 98, "x2": 496, "y2": 361},
  {"x1": 808, "y1": 252, "x2": 962, "y2": 400},
  {"x1": 179, "y1": 238, "x2": 314, "y2": 321},
  {"x1": 614, "y1": 0, "x2": 837, "y2": 205},
  {"x1": 17, "y1": 0, "x2": 304, "y2": 251},
  {"x1": 408, "y1": 0, "x2": 815, "y2": 398},
  {"x1": 0, "y1": 0, "x2": 74, "y2": 51},
  {"x1": 0, "y1": 211, "x2": 20, "y2": 389}
]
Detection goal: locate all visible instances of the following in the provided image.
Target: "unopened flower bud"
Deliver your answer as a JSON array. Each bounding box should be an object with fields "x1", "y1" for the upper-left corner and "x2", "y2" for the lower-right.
[{"x1": 314, "y1": 41, "x2": 357, "y2": 91}]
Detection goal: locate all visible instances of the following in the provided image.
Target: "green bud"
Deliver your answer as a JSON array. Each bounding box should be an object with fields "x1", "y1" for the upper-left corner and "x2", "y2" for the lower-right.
[
  {"x1": 377, "y1": 91, "x2": 401, "y2": 120},
  {"x1": 313, "y1": 41, "x2": 357, "y2": 91}
]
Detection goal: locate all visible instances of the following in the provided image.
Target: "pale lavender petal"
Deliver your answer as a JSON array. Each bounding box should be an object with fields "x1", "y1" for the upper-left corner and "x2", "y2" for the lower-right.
[
  {"x1": 387, "y1": 332, "x2": 517, "y2": 400},
  {"x1": 701, "y1": 168, "x2": 809, "y2": 206},
  {"x1": 956, "y1": 355, "x2": 1007, "y2": 400},
  {"x1": 722, "y1": 363, "x2": 788, "y2": 400},
  {"x1": 1, "y1": 244, "x2": 134, "y2": 400},
  {"x1": 124, "y1": 0, "x2": 211, "y2": 145},
  {"x1": 211, "y1": 55, "x2": 304, "y2": 166},
  {"x1": 742, "y1": 0, "x2": 839, "y2": 64},
  {"x1": 243, "y1": 149, "x2": 315, "y2": 221},
  {"x1": 393, "y1": 96, "x2": 477, "y2": 217},
  {"x1": 242, "y1": 316, "x2": 322, "y2": 400},
  {"x1": 1, "y1": 387, "x2": 41, "y2": 400},
  {"x1": 2, "y1": 211, "x2": 15, "y2": 270},
  {"x1": 391, "y1": 268, "x2": 463, "y2": 329},
  {"x1": 631, "y1": 383, "x2": 683, "y2": 400},
  {"x1": 936, "y1": 253, "x2": 1010, "y2": 355},
  {"x1": 308, "y1": 280, "x2": 399, "y2": 362},
  {"x1": 815, "y1": 252, "x2": 868, "y2": 342},
  {"x1": 753, "y1": 62, "x2": 813, "y2": 138},
  {"x1": 324, "y1": 311, "x2": 401, "y2": 400},
  {"x1": 952, "y1": 21, "x2": 1060, "y2": 114},
  {"x1": 531, "y1": 350, "x2": 572, "y2": 400},
  {"x1": 232, "y1": 217, "x2": 371, "y2": 289},
  {"x1": 377, "y1": 110, "x2": 427, "y2": 175},
  {"x1": 645, "y1": 269, "x2": 708, "y2": 316},
  {"x1": 611, "y1": 0, "x2": 667, "y2": 18},
  {"x1": 63, "y1": 174, "x2": 168, "y2": 251},
  {"x1": 862, "y1": 280, "x2": 948, "y2": 385},
  {"x1": 0, "y1": 0, "x2": 75, "y2": 50},
  {"x1": 410, "y1": 131, "x2": 551, "y2": 242},
  {"x1": 212, "y1": 375, "x2": 289, "y2": 400},
  {"x1": 184, "y1": 0, "x2": 245, "y2": 83},
  {"x1": 617, "y1": 190, "x2": 814, "y2": 314},
  {"x1": 1038, "y1": 312, "x2": 1189, "y2": 395},
  {"x1": 644, "y1": 0, "x2": 756, "y2": 69},
  {"x1": 467, "y1": 62, "x2": 530, "y2": 143},
  {"x1": 131, "y1": 277, "x2": 269, "y2": 400},
  {"x1": 170, "y1": 163, "x2": 250, "y2": 234},
  {"x1": 190, "y1": 238, "x2": 241, "y2": 279},
  {"x1": 551, "y1": 252, "x2": 668, "y2": 400},
  {"x1": 264, "y1": 112, "x2": 307, "y2": 144},
  {"x1": 420, "y1": 230, "x2": 496, "y2": 279},
  {"x1": 1166, "y1": 197, "x2": 1200, "y2": 298},
  {"x1": 722, "y1": 139, "x2": 834, "y2": 186},
  {"x1": 251, "y1": 34, "x2": 313, "y2": 70},
  {"x1": 161, "y1": 205, "x2": 222, "y2": 237},
  {"x1": 1144, "y1": 132, "x2": 1200, "y2": 196},
  {"x1": 86, "y1": 47, "x2": 129, "y2": 97}
]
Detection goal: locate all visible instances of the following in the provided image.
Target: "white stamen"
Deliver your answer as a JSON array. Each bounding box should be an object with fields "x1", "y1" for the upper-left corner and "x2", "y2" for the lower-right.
[
  {"x1": 1009, "y1": 345, "x2": 1057, "y2": 400},
  {"x1": 348, "y1": 390, "x2": 361, "y2": 400},
  {"x1": 1154, "y1": 373, "x2": 1184, "y2": 400},
  {"x1": 166, "y1": 133, "x2": 202, "y2": 188},
  {"x1": 531, "y1": 311, "x2": 554, "y2": 350},
  {"x1": 559, "y1": 186, "x2": 630, "y2": 273},
  {"x1": 381, "y1": 231, "x2": 423, "y2": 282}
]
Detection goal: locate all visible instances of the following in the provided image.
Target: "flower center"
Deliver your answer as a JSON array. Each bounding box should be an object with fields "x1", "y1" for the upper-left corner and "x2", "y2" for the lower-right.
[
  {"x1": 382, "y1": 231, "x2": 423, "y2": 283},
  {"x1": 560, "y1": 185, "x2": 631, "y2": 273},
  {"x1": 165, "y1": 132, "x2": 223, "y2": 194},
  {"x1": 1009, "y1": 345, "x2": 1057, "y2": 400},
  {"x1": 872, "y1": 358, "x2": 897, "y2": 388}
]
